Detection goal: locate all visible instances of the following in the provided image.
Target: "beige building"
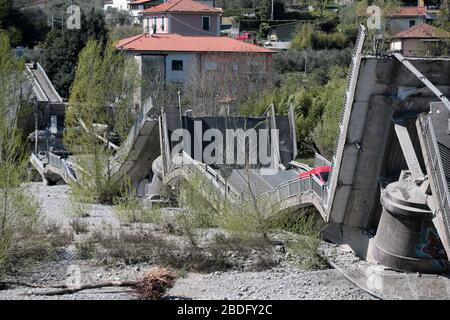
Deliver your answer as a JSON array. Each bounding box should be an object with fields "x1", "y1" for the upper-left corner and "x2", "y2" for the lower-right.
[{"x1": 390, "y1": 23, "x2": 450, "y2": 56}]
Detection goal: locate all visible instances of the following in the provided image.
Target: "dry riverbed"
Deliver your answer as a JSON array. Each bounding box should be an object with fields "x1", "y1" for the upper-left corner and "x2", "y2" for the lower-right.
[{"x1": 0, "y1": 183, "x2": 374, "y2": 300}]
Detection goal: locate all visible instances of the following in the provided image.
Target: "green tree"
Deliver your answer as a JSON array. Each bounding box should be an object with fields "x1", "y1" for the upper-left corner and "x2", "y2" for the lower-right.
[
  {"x1": 0, "y1": 0, "x2": 12, "y2": 24},
  {"x1": 260, "y1": 0, "x2": 272, "y2": 19},
  {"x1": 0, "y1": 0, "x2": 51, "y2": 47},
  {"x1": 41, "y1": 8, "x2": 108, "y2": 98},
  {"x1": 313, "y1": 67, "x2": 347, "y2": 157},
  {"x1": 436, "y1": 0, "x2": 450, "y2": 31},
  {"x1": 65, "y1": 39, "x2": 138, "y2": 204},
  {"x1": 291, "y1": 24, "x2": 313, "y2": 50},
  {"x1": 0, "y1": 31, "x2": 40, "y2": 274},
  {"x1": 106, "y1": 7, "x2": 133, "y2": 27}
]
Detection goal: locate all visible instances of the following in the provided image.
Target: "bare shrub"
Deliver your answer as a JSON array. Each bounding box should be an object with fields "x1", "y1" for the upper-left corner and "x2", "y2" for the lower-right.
[
  {"x1": 43, "y1": 221, "x2": 74, "y2": 248},
  {"x1": 69, "y1": 218, "x2": 89, "y2": 234},
  {"x1": 4, "y1": 219, "x2": 74, "y2": 270},
  {"x1": 114, "y1": 191, "x2": 163, "y2": 224},
  {"x1": 174, "y1": 178, "x2": 218, "y2": 247},
  {"x1": 75, "y1": 238, "x2": 97, "y2": 260},
  {"x1": 183, "y1": 53, "x2": 272, "y2": 116},
  {"x1": 271, "y1": 210, "x2": 328, "y2": 270},
  {"x1": 93, "y1": 227, "x2": 177, "y2": 265}
]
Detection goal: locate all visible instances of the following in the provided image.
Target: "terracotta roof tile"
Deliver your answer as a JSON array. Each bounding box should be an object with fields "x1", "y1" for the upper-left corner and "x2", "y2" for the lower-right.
[
  {"x1": 116, "y1": 33, "x2": 274, "y2": 53},
  {"x1": 130, "y1": 0, "x2": 159, "y2": 4},
  {"x1": 142, "y1": 0, "x2": 222, "y2": 14},
  {"x1": 394, "y1": 23, "x2": 450, "y2": 39},
  {"x1": 389, "y1": 6, "x2": 427, "y2": 17}
]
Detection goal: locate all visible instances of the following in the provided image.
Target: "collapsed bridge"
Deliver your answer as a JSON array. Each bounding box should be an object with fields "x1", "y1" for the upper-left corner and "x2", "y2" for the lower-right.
[{"x1": 30, "y1": 26, "x2": 450, "y2": 275}]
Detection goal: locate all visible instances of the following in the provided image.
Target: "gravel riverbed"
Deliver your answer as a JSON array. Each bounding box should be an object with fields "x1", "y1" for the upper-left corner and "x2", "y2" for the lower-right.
[{"x1": 0, "y1": 183, "x2": 374, "y2": 300}]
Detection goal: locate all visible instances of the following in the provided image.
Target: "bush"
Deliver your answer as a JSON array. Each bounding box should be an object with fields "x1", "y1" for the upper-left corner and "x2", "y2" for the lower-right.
[
  {"x1": 114, "y1": 184, "x2": 163, "y2": 224},
  {"x1": 290, "y1": 24, "x2": 314, "y2": 50},
  {"x1": 69, "y1": 218, "x2": 89, "y2": 234},
  {"x1": 311, "y1": 31, "x2": 350, "y2": 50},
  {"x1": 271, "y1": 210, "x2": 328, "y2": 270},
  {"x1": 291, "y1": 23, "x2": 352, "y2": 51},
  {"x1": 313, "y1": 67, "x2": 347, "y2": 157},
  {"x1": 75, "y1": 238, "x2": 97, "y2": 260},
  {"x1": 0, "y1": 32, "x2": 42, "y2": 276}
]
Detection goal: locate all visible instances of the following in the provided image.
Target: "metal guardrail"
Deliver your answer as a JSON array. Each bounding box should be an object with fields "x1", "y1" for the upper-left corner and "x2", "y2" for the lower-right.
[
  {"x1": 258, "y1": 173, "x2": 326, "y2": 207},
  {"x1": 47, "y1": 152, "x2": 77, "y2": 183},
  {"x1": 48, "y1": 152, "x2": 63, "y2": 168},
  {"x1": 30, "y1": 151, "x2": 77, "y2": 184},
  {"x1": 169, "y1": 153, "x2": 243, "y2": 203},
  {"x1": 30, "y1": 153, "x2": 45, "y2": 172},
  {"x1": 314, "y1": 153, "x2": 332, "y2": 168},
  {"x1": 167, "y1": 151, "x2": 331, "y2": 212},
  {"x1": 325, "y1": 25, "x2": 367, "y2": 208},
  {"x1": 260, "y1": 153, "x2": 330, "y2": 206},
  {"x1": 417, "y1": 116, "x2": 450, "y2": 248}
]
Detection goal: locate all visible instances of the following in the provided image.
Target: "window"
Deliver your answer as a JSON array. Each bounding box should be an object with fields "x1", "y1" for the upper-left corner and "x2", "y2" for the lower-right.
[
  {"x1": 172, "y1": 60, "x2": 183, "y2": 71},
  {"x1": 205, "y1": 61, "x2": 218, "y2": 71},
  {"x1": 409, "y1": 20, "x2": 416, "y2": 27},
  {"x1": 153, "y1": 17, "x2": 157, "y2": 32},
  {"x1": 161, "y1": 16, "x2": 165, "y2": 31},
  {"x1": 202, "y1": 16, "x2": 210, "y2": 31}
]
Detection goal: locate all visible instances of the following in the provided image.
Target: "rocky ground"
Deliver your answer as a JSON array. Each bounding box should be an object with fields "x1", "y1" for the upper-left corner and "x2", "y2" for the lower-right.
[{"x1": 0, "y1": 183, "x2": 375, "y2": 300}]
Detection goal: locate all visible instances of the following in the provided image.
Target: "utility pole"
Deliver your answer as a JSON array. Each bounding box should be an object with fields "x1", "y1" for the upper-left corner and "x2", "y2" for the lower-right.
[
  {"x1": 106, "y1": 103, "x2": 111, "y2": 180},
  {"x1": 61, "y1": 7, "x2": 64, "y2": 34},
  {"x1": 271, "y1": 0, "x2": 274, "y2": 20},
  {"x1": 178, "y1": 90, "x2": 182, "y2": 125},
  {"x1": 303, "y1": 51, "x2": 307, "y2": 75},
  {"x1": 34, "y1": 98, "x2": 38, "y2": 155}
]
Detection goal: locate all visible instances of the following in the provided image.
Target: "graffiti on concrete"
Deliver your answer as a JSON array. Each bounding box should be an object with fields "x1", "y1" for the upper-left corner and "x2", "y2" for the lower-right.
[{"x1": 416, "y1": 229, "x2": 447, "y2": 268}]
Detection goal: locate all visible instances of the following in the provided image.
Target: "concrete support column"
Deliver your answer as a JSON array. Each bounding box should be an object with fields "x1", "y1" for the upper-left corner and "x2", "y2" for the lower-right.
[{"x1": 369, "y1": 178, "x2": 448, "y2": 273}]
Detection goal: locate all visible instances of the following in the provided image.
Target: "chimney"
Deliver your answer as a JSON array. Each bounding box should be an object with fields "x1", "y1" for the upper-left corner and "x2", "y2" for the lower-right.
[{"x1": 418, "y1": 0, "x2": 425, "y2": 7}]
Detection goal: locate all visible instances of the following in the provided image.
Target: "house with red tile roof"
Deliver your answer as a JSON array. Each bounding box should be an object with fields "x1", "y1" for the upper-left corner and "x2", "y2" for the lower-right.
[
  {"x1": 387, "y1": 3, "x2": 436, "y2": 34},
  {"x1": 141, "y1": 0, "x2": 222, "y2": 36},
  {"x1": 116, "y1": 0, "x2": 275, "y2": 108},
  {"x1": 390, "y1": 23, "x2": 450, "y2": 56},
  {"x1": 102, "y1": 0, "x2": 214, "y2": 25},
  {"x1": 103, "y1": 0, "x2": 163, "y2": 24}
]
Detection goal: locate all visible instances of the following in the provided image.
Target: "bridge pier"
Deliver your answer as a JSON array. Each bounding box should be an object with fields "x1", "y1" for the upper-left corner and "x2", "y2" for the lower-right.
[{"x1": 368, "y1": 177, "x2": 448, "y2": 274}]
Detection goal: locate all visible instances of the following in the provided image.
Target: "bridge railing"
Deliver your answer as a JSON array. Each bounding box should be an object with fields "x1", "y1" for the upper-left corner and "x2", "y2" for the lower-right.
[
  {"x1": 47, "y1": 152, "x2": 77, "y2": 183},
  {"x1": 258, "y1": 173, "x2": 326, "y2": 206},
  {"x1": 48, "y1": 152, "x2": 63, "y2": 168},
  {"x1": 314, "y1": 153, "x2": 331, "y2": 168},
  {"x1": 324, "y1": 24, "x2": 366, "y2": 209},
  {"x1": 417, "y1": 116, "x2": 450, "y2": 250},
  {"x1": 169, "y1": 153, "x2": 243, "y2": 203}
]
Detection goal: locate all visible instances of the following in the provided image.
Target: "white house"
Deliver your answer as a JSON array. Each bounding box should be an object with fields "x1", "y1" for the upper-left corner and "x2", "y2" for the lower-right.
[
  {"x1": 116, "y1": 0, "x2": 274, "y2": 107},
  {"x1": 102, "y1": 0, "x2": 216, "y2": 24}
]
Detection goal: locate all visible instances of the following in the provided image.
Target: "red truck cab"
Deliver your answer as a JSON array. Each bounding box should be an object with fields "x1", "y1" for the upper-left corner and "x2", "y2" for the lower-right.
[
  {"x1": 236, "y1": 32, "x2": 255, "y2": 42},
  {"x1": 298, "y1": 166, "x2": 331, "y2": 183}
]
